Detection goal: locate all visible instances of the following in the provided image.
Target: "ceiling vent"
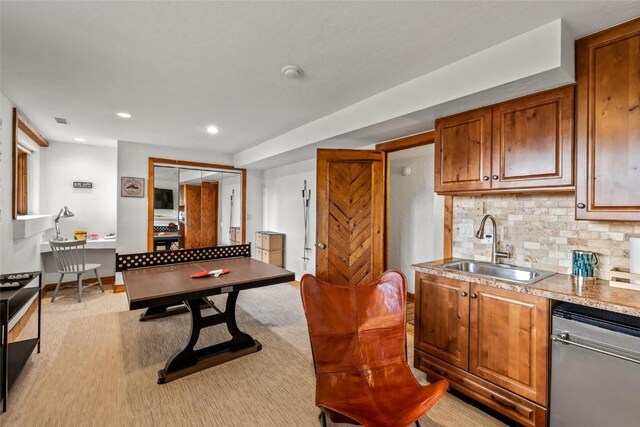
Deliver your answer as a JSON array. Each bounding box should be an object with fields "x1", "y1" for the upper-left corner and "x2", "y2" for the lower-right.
[{"x1": 54, "y1": 117, "x2": 69, "y2": 124}]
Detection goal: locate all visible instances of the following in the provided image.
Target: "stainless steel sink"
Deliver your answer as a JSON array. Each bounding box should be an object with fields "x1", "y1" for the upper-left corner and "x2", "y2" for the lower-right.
[{"x1": 442, "y1": 260, "x2": 555, "y2": 285}]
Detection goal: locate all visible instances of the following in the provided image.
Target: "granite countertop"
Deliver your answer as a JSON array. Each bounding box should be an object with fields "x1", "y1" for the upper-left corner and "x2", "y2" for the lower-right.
[{"x1": 412, "y1": 258, "x2": 640, "y2": 317}]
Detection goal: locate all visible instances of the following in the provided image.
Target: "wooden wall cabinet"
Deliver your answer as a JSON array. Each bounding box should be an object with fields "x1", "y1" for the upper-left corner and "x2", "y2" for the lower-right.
[
  {"x1": 435, "y1": 86, "x2": 574, "y2": 194},
  {"x1": 575, "y1": 18, "x2": 640, "y2": 220},
  {"x1": 435, "y1": 108, "x2": 492, "y2": 193},
  {"x1": 415, "y1": 273, "x2": 549, "y2": 426}
]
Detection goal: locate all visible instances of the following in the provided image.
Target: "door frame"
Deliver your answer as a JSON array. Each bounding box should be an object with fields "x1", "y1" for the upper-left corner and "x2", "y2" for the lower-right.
[
  {"x1": 374, "y1": 131, "x2": 454, "y2": 272},
  {"x1": 147, "y1": 157, "x2": 247, "y2": 252}
]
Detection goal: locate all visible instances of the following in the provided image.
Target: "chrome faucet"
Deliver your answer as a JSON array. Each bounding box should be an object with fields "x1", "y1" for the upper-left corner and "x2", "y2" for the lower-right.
[{"x1": 475, "y1": 214, "x2": 509, "y2": 264}]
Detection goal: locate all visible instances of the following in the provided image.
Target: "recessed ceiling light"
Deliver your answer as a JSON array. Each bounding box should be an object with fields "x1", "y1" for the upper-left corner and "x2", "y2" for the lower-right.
[
  {"x1": 74, "y1": 137, "x2": 86, "y2": 142},
  {"x1": 206, "y1": 125, "x2": 219, "y2": 134},
  {"x1": 116, "y1": 112, "x2": 132, "y2": 118}
]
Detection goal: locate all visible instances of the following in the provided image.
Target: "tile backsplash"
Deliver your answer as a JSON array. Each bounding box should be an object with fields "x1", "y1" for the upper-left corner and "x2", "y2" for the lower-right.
[{"x1": 452, "y1": 193, "x2": 640, "y2": 279}]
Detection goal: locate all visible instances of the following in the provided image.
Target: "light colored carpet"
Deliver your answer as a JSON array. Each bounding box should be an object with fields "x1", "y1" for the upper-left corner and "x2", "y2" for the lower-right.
[{"x1": 1, "y1": 284, "x2": 505, "y2": 427}]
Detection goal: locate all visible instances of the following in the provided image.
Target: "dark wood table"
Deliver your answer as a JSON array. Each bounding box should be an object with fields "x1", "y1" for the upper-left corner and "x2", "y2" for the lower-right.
[
  {"x1": 152, "y1": 232, "x2": 180, "y2": 251},
  {"x1": 123, "y1": 257, "x2": 294, "y2": 383}
]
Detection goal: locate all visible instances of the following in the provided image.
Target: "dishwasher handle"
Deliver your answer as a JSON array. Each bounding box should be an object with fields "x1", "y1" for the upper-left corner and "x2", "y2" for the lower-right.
[{"x1": 551, "y1": 332, "x2": 640, "y2": 365}]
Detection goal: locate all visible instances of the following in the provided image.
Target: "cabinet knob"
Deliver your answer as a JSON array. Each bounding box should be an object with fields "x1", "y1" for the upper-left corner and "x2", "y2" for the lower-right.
[
  {"x1": 316, "y1": 242, "x2": 327, "y2": 249},
  {"x1": 482, "y1": 176, "x2": 489, "y2": 181},
  {"x1": 492, "y1": 175, "x2": 499, "y2": 180},
  {"x1": 460, "y1": 291, "x2": 467, "y2": 297},
  {"x1": 470, "y1": 293, "x2": 477, "y2": 299},
  {"x1": 577, "y1": 203, "x2": 586, "y2": 209}
]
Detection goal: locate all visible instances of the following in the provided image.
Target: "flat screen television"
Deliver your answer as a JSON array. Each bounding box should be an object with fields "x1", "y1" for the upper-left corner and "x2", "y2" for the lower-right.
[{"x1": 154, "y1": 188, "x2": 174, "y2": 209}]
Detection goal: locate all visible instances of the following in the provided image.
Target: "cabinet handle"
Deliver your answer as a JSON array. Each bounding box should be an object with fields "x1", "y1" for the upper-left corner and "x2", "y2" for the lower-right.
[
  {"x1": 577, "y1": 203, "x2": 586, "y2": 209},
  {"x1": 429, "y1": 365, "x2": 449, "y2": 377},
  {"x1": 482, "y1": 176, "x2": 489, "y2": 181},
  {"x1": 460, "y1": 291, "x2": 467, "y2": 297},
  {"x1": 470, "y1": 293, "x2": 477, "y2": 299},
  {"x1": 490, "y1": 394, "x2": 517, "y2": 411},
  {"x1": 492, "y1": 175, "x2": 498, "y2": 180}
]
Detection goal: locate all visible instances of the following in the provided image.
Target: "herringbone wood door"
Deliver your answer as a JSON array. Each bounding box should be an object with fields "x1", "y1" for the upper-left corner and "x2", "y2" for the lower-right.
[
  {"x1": 316, "y1": 149, "x2": 385, "y2": 285},
  {"x1": 200, "y1": 182, "x2": 219, "y2": 247},
  {"x1": 184, "y1": 184, "x2": 201, "y2": 248}
]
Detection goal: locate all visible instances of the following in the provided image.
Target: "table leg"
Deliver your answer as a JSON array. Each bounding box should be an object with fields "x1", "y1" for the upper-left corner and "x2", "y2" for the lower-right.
[{"x1": 157, "y1": 291, "x2": 261, "y2": 384}]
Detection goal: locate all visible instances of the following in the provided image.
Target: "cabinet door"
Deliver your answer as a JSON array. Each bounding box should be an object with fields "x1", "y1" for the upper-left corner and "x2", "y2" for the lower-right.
[
  {"x1": 435, "y1": 108, "x2": 492, "y2": 193},
  {"x1": 576, "y1": 18, "x2": 640, "y2": 220},
  {"x1": 469, "y1": 283, "x2": 549, "y2": 405},
  {"x1": 492, "y1": 86, "x2": 574, "y2": 189},
  {"x1": 415, "y1": 274, "x2": 470, "y2": 370}
]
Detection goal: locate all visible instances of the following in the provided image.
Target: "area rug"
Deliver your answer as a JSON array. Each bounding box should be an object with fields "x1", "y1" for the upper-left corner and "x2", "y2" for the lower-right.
[{"x1": 0, "y1": 285, "x2": 504, "y2": 426}]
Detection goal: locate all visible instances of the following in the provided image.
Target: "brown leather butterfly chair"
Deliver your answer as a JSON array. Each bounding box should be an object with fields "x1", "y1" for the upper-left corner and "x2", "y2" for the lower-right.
[{"x1": 300, "y1": 270, "x2": 448, "y2": 427}]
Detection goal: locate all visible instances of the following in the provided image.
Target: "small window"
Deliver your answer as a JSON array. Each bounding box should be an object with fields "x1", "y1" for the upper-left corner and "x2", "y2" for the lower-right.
[
  {"x1": 12, "y1": 108, "x2": 48, "y2": 218},
  {"x1": 16, "y1": 146, "x2": 29, "y2": 215}
]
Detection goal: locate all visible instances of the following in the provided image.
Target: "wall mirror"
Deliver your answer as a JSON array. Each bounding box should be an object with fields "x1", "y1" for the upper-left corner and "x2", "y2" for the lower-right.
[{"x1": 147, "y1": 158, "x2": 245, "y2": 252}]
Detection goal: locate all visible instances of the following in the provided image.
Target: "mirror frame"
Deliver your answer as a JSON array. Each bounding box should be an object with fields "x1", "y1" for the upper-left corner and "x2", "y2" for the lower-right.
[{"x1": 147, "y1": 157, "x2": 247, "y2": 252}]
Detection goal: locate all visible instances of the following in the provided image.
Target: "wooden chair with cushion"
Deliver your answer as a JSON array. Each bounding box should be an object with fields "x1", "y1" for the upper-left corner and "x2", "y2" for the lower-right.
[
  {"x1": 300, "y1": 270, "x2": 448, "y2": 427},
  {"x1": 50, "y1": 239, "x2": 105, "y2": 302}
]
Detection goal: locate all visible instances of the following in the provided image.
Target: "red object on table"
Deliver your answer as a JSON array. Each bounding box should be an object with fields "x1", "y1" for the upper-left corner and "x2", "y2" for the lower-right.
[{"x1": 190, "y1": 269, "x2": 230, "y2": 279}]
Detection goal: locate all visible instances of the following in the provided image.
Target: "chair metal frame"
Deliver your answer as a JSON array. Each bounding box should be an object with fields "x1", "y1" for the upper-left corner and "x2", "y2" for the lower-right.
[{"x1": 49, "y1": 239, "x2": 105, "y2": 302}]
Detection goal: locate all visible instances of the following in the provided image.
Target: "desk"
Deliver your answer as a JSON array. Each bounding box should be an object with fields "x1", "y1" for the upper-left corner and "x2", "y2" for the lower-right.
[
  {"x1": 40, "y1": 239, "x2": 116, "y2": 285},
  {"x1": 123, "y1": 256, "x2": 294, "y2": 383},
  {"x1": 40, "y1": 238, "x2": 117, "y2": 253}
]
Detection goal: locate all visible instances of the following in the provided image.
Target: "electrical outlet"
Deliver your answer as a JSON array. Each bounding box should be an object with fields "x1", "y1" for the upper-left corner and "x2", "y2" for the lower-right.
[
  {"x1": 481, "y1": 232, "x2": 493, "y2": 244},
  {"x1": 460, "y1": 223, "x2": 474, "y2": 238}
]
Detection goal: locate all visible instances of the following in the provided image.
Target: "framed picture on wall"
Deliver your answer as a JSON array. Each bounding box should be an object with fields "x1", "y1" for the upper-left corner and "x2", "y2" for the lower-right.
[{"x1": 121, "y1": 177, "x2": 145, "y2": 198}]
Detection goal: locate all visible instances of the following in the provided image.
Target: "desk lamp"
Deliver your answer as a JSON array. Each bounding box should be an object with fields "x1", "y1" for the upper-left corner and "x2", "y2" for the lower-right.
[{"x1": 53, "y1": 206, "x2": 74, "y2": 241}]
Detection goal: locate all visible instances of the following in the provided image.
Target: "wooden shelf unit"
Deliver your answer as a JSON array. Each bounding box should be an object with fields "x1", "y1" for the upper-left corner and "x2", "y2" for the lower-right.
[
  {"x1": 229, "y1": 226, "x2": 242, "y2": 245},
  {"x1": 1, "y1": 271, "x2": 42, "y2": 413},
  {"x1": 255, "y1": 231, "x2": 285, "y2": 268}
]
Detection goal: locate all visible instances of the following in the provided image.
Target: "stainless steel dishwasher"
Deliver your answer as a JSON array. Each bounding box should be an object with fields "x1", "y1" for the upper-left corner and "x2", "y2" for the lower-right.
[{"x1": 550, "y1": 303, "x2": 640, "y2": 427}]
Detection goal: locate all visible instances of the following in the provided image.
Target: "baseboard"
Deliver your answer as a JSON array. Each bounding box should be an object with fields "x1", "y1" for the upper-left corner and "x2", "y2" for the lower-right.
[
  {"x1": 43, "y1": 275, "x2": 116, "y2": 295},
  {"x1": 407, "y1": 292, "x2": 415, "y2": 303}
]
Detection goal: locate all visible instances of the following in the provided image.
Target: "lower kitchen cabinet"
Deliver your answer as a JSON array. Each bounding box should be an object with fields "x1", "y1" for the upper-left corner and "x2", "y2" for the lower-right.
[
  {"x1": 415, "y1": 275, "x2": 470, "y2": 370},
  {"x1": 414, "y1": 273, "x2": 550, "y2": 426}
]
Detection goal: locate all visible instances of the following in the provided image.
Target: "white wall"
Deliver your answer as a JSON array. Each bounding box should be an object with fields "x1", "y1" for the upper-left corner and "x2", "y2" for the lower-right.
[
  {"x1": 245, "y1": 169, "x2": 263, "y2": 256},
  {"x1": 263, "y1": 158, "x2": 316, "y2": 281},
  {"x1": 0, "y1": 92, "x2": 45, "y2": 274},
  {"x1": 220, "y1": 173, "x2": 241, "y2": 245},
  {"x1": 388, "y1": 145, "x2": 444, "y2": 293},
  {"x1": 39, "y1": 141, "x2": 117, "y2": 239},
  {"x1": 116, "y1": 140, "x2": 234, "y2": 254}
]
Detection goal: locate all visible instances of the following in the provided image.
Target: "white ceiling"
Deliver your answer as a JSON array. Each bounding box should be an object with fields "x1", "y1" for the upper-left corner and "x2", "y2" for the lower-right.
[{"x1": 1, "y1": 1, "x2": 638, "y2": 153}]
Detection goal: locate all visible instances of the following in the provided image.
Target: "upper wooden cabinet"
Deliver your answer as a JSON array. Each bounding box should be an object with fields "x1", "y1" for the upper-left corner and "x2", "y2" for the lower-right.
[
  {"x1": 576, "y1": 18, "x2": 640, "y2": 220},
  {"x1": 435, "y1": 108, "x2": 492, "y2": 193},
  {"x1": 435, "y1": 86, "x2": 575, "y2": 194},
  {"x1": 492, "y1": 87, "x2": 574, "y2": 189}
]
